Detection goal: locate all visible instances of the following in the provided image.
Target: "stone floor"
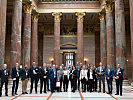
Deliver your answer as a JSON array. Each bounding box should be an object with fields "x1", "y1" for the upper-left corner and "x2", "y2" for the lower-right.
[{"x1": 0, "y1": 80, "x2": 133, "y2": 100}]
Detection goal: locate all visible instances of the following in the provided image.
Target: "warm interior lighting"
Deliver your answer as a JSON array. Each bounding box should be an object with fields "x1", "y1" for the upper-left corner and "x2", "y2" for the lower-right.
[
  {"x1": 50, "y1": 58, "x2": 54, "y2": 61},
  {"x1": 84, "y1": 58, "x2": 88, "y2": 61}
]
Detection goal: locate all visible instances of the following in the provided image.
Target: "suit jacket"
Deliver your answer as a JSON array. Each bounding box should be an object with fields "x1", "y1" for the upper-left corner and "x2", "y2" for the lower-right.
[
  {"x1": 57, "y1": 70, "x2": 64, "y2": 81},
  {"x1": 0, "y1": 69, "x2": 10, "y2": 82},
  {"x1": 49, "y1": 68, "x2": 57, "y2": 80},
  {"x1": 76, "y1": 65, "x2": 81, "y2": 78},
  {"x1": 87, "y1": 69, "x2": 95, "y2": 80},
  {"x1": 21, "y1": 68, "x2": 29, "y2": 80},
  {"x1": 97, "y1": 66, "x2": 105, "y2": 77},
  {"x1": 71, "y1": 69, "x2": 77, "y2": 80},
  {"x1": 114, "y1": 68, "x2": 124, "y2": 80},
  {"x1": 105, "y1": 69, "x2": 114, "y2": 81},
  {"x1": 11, "y1": 67, "x2": 21, "y2": 79},
  {"x1": 40, "y1": 67, "x2": 49, "y2": 80},
  {"x1": 29, "y1": 66, "x2": 39, "y2": 79}
]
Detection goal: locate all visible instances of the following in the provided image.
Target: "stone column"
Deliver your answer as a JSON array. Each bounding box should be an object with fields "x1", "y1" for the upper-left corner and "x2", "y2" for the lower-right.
[
  {"x1": 10, "y1": 0, "x2": 22, "y2": 70},
  {"x1": 0, "y1": 0, "x2": 7, "y2": 68},
  {"x1": 130, "y1": 0, "x2": 133, "y2": 90},
  {"x1": 52, "y1": 13, "x2": 62, "y2": 66},
  {"x1": 99, "y1": 12, "x2": 107, "y2": 67},
  {"x1": 104, "y1": 1, "x2": 115, "y2": 69},
  {"x1": 31, "y1": 12, "x2": 39, "y2": 65},
  {"x1": 95, "y1": 31, "x2": 100, "y2": 67},
  {"x1": 52, "y1": 12, "x2": 62, "y2": 67},
  {"x1": 22, "y1": 2, "x2": 33, "y2": 67},
  {"x1": 76, "y1": 12, "x2": 85, "y2": 64},
  {"x1": 115, "y1": 0, "x2": 127, "y2": 76}
]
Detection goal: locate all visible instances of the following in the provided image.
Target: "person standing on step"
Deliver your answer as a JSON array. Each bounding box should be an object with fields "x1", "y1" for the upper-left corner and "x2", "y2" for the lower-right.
[
  {"x1": 97, "y1": 62, "x2": 105, "y2": 93},
  {"x1": 0, "y1": 64, "x2": 10, "y2": 97},
  {"x1": 11, "y1": 63, "x2": 21, "y2": 96},
  {"x1": 115, "y1": 64, "x2": 124, "y2": 96},
  {"x1": 29, "y1": 61, "x2": 40, "y2": 94},
  {"x1": 105, "y1": 65, "x2": 114, "y2": 94},
  {"x1": 21, "y1": 64, "x2": 29, "y2": 94}
]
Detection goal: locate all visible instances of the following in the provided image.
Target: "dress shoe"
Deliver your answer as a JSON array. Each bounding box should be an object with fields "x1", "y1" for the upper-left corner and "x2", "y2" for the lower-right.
[
  {"x1": 12, "y1": 94, "x2": 15, "y2": 96},
  {"x1": 115, "y1": 94, "x2": 119, "y2": 95},
  {"x1": 25, "y1": 92, "x2": 28, "y2": 94},
  {"x1": 15, "y1": 93, "x2": 18, "y2": 95},
  {"x1": 5, "y1": 94, "x2": 8, "y2": 96},
  {"x1": 98, "y1": 91, "x2": 101, "y2": 93},
  {"x1": 22, "y1": 92, "x2": 25, "y2": 94}
]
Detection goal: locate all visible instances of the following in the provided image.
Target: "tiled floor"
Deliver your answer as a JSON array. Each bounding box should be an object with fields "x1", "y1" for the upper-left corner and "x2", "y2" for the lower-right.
[{"x1": 0, "y1": 80, "x2": 133, "y2": 100}]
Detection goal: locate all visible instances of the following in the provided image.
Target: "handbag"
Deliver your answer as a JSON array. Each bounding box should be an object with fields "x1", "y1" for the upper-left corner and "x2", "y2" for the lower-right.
[{"x1": 56, "y1": 81, "x2": 60, "y2": 87}]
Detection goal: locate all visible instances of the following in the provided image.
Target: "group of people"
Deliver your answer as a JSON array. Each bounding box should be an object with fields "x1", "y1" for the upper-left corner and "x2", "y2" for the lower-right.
[{"x1": 0, "y1": 61, "x2": 124, "y2": 97}]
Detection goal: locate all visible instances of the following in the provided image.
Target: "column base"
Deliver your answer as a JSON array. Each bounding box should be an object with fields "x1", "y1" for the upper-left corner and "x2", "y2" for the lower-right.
[
  {"x1": 123, "y1": 79, "x2": 130, "y2": 86},
  {"x1": 131, "y1": 82, "x2": 133, "y2": 91}
]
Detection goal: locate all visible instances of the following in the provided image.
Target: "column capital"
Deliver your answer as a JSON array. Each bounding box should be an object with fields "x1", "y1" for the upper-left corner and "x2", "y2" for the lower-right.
[
  {"x1": 75, "y1": 12, "x2": 85, "y2": 23},
  {"x1": 32, "y1": 12, "x2": 39, "y2": 22},
  {"x1": 99, "y1": 12, "x2": 105, "y2": 22},
  {"x1": 104, "y1": 1, "x2": 114, "y2": 13},
  {"x1": 23, "y1": 2, "x2": 34, "y2": 14},
  {"x1": 52, "y1": 12, "x2": 62, "y2": 23}
]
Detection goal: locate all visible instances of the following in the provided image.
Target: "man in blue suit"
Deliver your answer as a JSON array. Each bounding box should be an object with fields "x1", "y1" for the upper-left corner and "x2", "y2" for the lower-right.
[
  {"x1": 49, "y1": 65, "x2": 57, "y2": 93},
  {"x1": 105, "y1": 65, "x2": 114, "y2": 94}
]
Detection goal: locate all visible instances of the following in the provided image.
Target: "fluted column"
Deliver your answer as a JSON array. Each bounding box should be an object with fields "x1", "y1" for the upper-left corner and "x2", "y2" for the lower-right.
[
  {"x1": 76, "y1": 12, "x2": 85, "y2": 64},
  {"x1": 99, "y1": 12, "x2": 107, "y2": 67},
  {"x1": 10, "y1": 0, "x2": 22, "y2": 70},
  {"x1": 115, "y1": 0, "x2": 127, "y2": 75},
  {"x1": 31, "y1": 12, "x2": 39, "y2": 65},
  {"x1": 52, "y1": 12, "x2": 62, "y2": 66},
  {"x1": 130, "y1": 0, "x2": 133, "y2": 89},
  {"x1": 104, "y1": 1, "x2": 115, "y2": 68},
  {"x1": 0, "y1": 0, "x2": 7, "y2": 68},
  {"x1": 23, "y1": 1, "x2": 33, "y2": 67}
]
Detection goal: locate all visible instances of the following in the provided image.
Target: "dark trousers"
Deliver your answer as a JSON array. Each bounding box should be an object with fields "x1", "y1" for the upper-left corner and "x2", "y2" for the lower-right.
[
  {"x1": 89, "y1": 79, "x2": 93, "y2": 92},
  {"x1": 50, "y1": 78, "x2": 56, "y2": 92},
  {"x1": 12, "y1": 77, "x2": 19, "y2": 95},
  {"x1": 0, "y1": 80, "x2": 8, "y2": 96},
  {"x1": 81, "y1": 78, "x2": 86, "y2": 92},
  {"x1": 40, "y1": 78, "x2": 47, "y2": 93},
  {"x1": 63, "y1": 76, "x2": 68, "y2": 92},
  {"x1": 72, "y1": 77, "x2": 77, "y2": 92},
  {"x1": 98, "y1": 76, "x2": 105, "y2": 92},
  {"x1": 77, "y1": 77, "x2": 80, "y2": 90},
  {"x1": 47, "y1": 78, "x2": 49, "y2": 90},
  {"x1": 93, "y1": 78, "x2": 97, "y2": 91},
  {"x1": 30, "y1": 77, "x2": 39, "y2": 93},
  {"x1": 116, "y1": 79, "x2": 123, "y2": 95},
  {"x1": 107, "y1": 79, "x2": 113, "y2": 93}
]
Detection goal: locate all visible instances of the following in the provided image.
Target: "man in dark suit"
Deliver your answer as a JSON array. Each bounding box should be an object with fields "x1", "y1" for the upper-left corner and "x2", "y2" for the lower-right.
[
  {"x1": 76, "y1": 62, "x2": 82, "y2": 90},
  {"x1": 11, "y1": 63, "x2": 21, "y2": 96},
  {"x1": 115, "y1": 64, "x2": 124, "y2": 96},
  {"x1": 93, "y1": 65, "x2": 97, "y2": 92},
  {"x1": 97, "y1": 62, "x2": 105, "y2": 93},
  {"x1": 0, "y1": 64, "x2": 10, "y2": 97},
  {"x1": 40, "y1": 63, "x2": 49, "y2": 94},
  {"x1": 21, "y1": 64, "x2": 29, "y2": 94},
  {"x1": 87, "y1": 66, "x2": 95, "y2": 92},
  {"x1": 105, "y1": 65, "x2": 114, "y2": 94},
  {"x1": 29, "y1": 61, "x2": 40, "y2": 94},
  {"x1": 49, "y1": 65, "x2": 57, "y2": 93}
]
